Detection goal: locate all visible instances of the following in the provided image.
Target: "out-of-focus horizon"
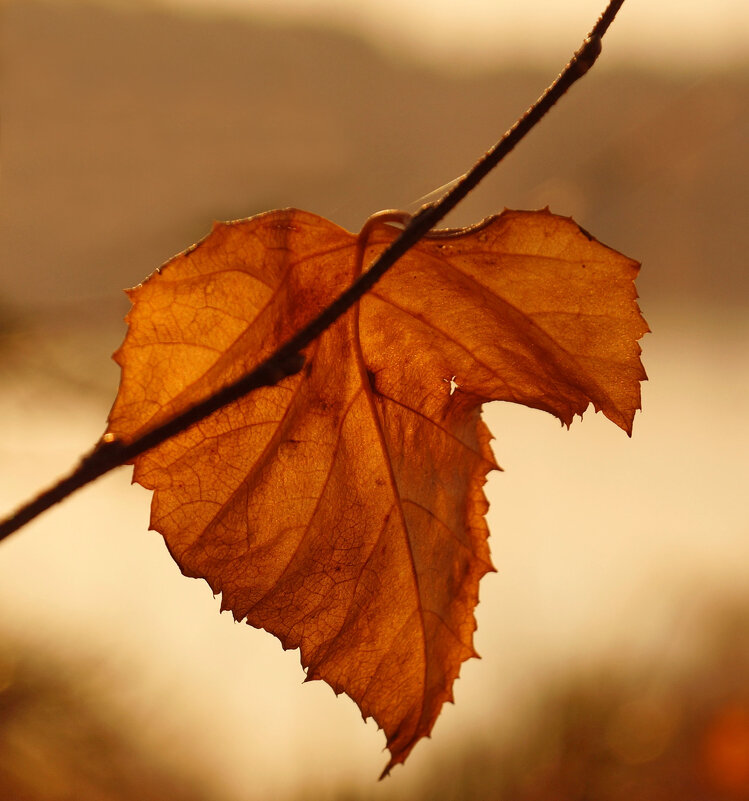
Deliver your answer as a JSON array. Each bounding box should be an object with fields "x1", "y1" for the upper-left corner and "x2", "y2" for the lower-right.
[
  {"x1": 1, "y1": 0, "x2": 748, "y2": 799},
  {"x1": 77, "y1": 0, "x2": 749, "y2": 72}
]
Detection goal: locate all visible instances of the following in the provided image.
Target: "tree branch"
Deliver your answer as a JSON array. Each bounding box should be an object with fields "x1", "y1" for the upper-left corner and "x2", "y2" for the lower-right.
[{"x1": 0, "y1": 0, "x2": 627, "y2": 544}]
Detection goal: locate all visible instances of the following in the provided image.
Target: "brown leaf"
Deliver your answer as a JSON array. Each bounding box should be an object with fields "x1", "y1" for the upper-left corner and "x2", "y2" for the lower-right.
[{"x1": 106, "y1": 207, "x2": 647, "y2": 774}]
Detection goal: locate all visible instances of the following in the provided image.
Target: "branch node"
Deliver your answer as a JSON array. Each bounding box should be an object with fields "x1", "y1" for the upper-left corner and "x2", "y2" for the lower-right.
[
  {"x1": 81, "y1": 437, "x2": 127, "y2": 470},
  {"x1": 571, "y1": 35, "x2": 603, "y2": 79}
]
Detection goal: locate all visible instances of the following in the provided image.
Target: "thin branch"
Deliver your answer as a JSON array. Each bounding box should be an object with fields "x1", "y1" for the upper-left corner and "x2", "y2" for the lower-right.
[{"x1": 0, "y1": 0, "x2": 627, "y2": 544}]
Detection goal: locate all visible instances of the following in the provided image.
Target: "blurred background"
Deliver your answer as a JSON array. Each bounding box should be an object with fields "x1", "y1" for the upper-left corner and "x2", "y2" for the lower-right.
[{"x1": 1, "y1": 0, "x2": 748, "y2": 798}]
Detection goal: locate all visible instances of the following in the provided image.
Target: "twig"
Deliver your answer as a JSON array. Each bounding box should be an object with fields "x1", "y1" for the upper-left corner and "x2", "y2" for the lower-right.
[{"x1": 0, "y1": 0, "x2": 627, "y2": 543}]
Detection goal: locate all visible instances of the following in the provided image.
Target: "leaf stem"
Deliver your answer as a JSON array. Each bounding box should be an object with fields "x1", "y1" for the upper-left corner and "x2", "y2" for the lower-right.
[{"x1": 0, "y1": 0, "x2": 627, "y2": 544}]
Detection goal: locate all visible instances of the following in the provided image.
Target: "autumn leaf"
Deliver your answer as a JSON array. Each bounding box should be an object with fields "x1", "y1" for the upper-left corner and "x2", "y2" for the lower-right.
[{"x1": 106, "y1": 207, "x2": 647, "y2": 775}]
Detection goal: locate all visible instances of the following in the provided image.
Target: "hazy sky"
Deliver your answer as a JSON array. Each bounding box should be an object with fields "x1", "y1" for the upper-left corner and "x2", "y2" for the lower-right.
[{"x1": 152, "y1": 0, "x2": 749, "y2": 70}]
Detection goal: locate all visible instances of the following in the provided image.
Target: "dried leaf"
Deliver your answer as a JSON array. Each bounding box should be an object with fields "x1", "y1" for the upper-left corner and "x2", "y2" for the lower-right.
[{"x1": 106, "y1": 207, "x2": 647, "y2": 774}]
